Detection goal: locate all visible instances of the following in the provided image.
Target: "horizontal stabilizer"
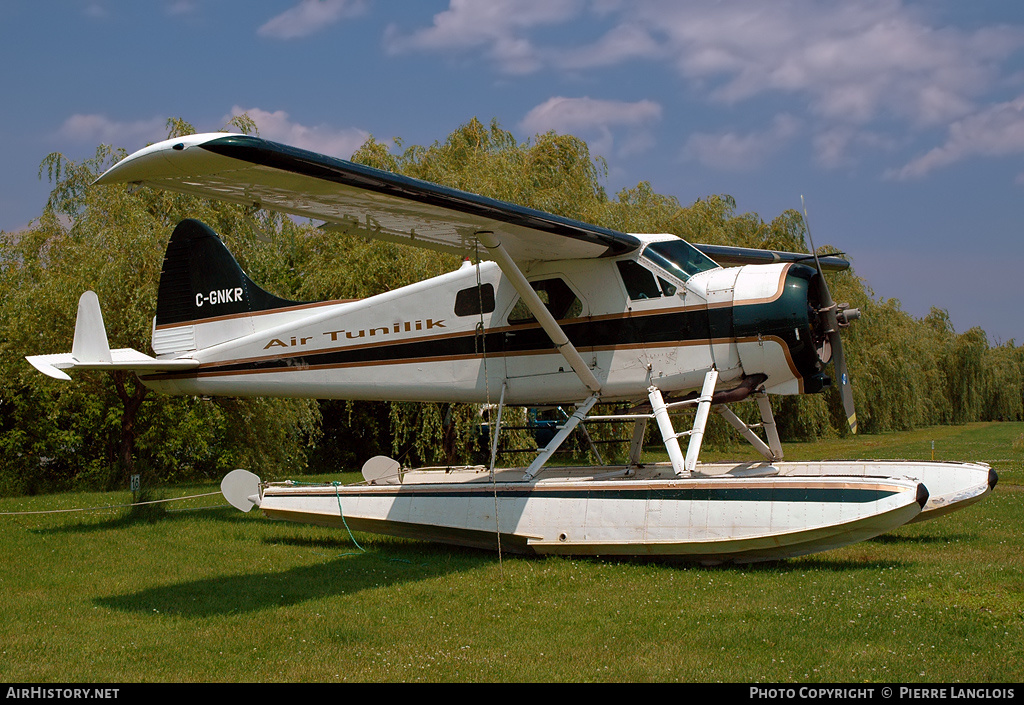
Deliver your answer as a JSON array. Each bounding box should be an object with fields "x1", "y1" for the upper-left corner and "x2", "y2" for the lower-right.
[
  {"x1": 26, "y1": 349, "x2": 199, "y2": 380},
  {"x1": 26, "y1": 291, "x2": 199, "y2": 380}
]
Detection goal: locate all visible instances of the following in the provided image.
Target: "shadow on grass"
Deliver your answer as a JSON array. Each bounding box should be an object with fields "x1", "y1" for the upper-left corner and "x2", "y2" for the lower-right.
[
  {"x1": 22, "y1": 503, "x2": 241, "y2": 535},
  {"x1": 868, "y1": 531, "x2": 976, "y2": 545},
  {"x1": 93, "y1": 532, "x2": 499, "y2": 619},
  {"x1": 592, "y1": 554, "x2": 910, "y2": 573},
  {"x1": 94, "y1": 545, "x2": 909, "y2": 620},
  {"x1": 93, "y1": 543, "x2": 485, "y2": 618}
]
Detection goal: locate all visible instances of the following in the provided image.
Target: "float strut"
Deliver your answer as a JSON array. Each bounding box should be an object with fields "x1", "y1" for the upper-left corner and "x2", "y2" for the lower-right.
[
  {"x1": 523, "y1": 394, "x2": 600, "y2": 480},
  {"x1": 683, "y1": 369, "x2": 719, "y2": 474},
  {"x1": 648, "y1": 386, "x2": 687, "y2": 475},
  {"x1": 755, "y1": 391, "x2": 784, "y2": 460},
  {"x1": 488, "y1": 382, "x2": 507, "y2": 478},
  {"x1": 648, "y1": 368, "x2": 719, "y2": 476},
  {"x1": 715, "y1": 405, "x2": 779, "y2": 462},
  {"x1": 628, "y1": 418, "x2": 648, "y2": 466}
]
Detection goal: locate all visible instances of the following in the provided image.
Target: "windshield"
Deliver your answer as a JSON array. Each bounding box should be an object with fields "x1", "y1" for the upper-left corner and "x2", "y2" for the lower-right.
[{"x1": 642, "y1": 240, "x2": 719, "y2": 281}]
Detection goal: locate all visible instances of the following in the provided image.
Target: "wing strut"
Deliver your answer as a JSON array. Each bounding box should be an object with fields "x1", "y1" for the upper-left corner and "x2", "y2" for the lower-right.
[{"x1": 476, "y1": 230, "x2": 602, "y2": 394}]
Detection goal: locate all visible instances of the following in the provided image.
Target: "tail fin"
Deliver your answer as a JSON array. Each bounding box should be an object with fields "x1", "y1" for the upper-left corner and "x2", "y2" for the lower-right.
[
  {"x1": 156, "y1": 219, "x2": 302, "y2": 326},
  {"x1": 71, "y1": 290, "x2": 112, "y2": 365},
  {"x1": 152, "y1": 219, "x2": 306, "y2": 354},
  {"x1": 26, "y1": 220, "x2": 297, "y2": 379}
]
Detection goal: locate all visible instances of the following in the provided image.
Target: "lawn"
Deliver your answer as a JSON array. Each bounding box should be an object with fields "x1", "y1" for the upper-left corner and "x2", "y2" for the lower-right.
[{"x1": 1, "y1": 422, "x2": 1021, "y2": 683}]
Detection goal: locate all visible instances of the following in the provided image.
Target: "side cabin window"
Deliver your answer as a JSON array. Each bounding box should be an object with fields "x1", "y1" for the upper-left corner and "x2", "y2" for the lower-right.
[
  {"x1": 643, "y1": 239, "x2": 718, "y2": 281},
  {"x1": 454, "y1": 283, "x2": 495, "y2": 317},
  {"x1": 616, "y1": 260, "x2": 678, "y2": 300},
  {"x1": 508, "y1": 278, "x2": 582, "y2": 324}
]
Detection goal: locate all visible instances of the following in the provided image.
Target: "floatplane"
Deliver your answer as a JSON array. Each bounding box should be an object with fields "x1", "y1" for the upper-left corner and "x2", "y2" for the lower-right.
[{"x1": 27, "y1": 133, "x2": 996, "y2": 563}]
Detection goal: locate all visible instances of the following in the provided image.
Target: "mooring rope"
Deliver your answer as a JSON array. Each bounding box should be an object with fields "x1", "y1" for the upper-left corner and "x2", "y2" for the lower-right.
[
  {"x1": 475, "y1": 243, "x2": 504, "y2": 574},
  {"x1": 3, "y1": 484, "x2": 412, "y2": 564},
  {"x1": 0, "y1": 490, "x2": 224, "y2": 516},
  {"x1": 332, "y1": 481, "x2": 366, "y2": 553}
]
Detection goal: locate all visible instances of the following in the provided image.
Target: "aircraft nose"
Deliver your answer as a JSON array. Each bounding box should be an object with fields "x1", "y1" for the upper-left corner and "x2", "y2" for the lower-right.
[{"x1": 732, "y1": 263, "x2": 829, "y2": 393}]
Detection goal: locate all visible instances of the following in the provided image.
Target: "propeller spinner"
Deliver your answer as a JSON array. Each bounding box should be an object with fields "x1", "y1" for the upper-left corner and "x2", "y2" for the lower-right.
[{"x1": 802, "y1": 197, "x2": 860, "y2": 434}]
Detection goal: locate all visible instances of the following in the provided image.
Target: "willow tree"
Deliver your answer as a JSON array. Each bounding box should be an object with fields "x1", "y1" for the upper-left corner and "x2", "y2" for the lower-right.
[
  {"x1": 0, "y1": 119, "x2": 319, "y2": 495},
  {"x1": 6, "y1": 115, "x2": 1019, "y2": 494}
]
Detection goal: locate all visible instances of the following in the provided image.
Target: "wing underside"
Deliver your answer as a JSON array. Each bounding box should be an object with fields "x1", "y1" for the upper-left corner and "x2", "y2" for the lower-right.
[
  {"x1": 95, "y1": 133, "x2": 850, "y2": 271},
  {"x1": 95, "y1": 133, "x2": 642, "y2": 263}
]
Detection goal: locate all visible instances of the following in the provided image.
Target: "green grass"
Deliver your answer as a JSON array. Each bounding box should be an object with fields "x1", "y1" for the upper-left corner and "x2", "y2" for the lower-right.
[{"x1": 2, "y1": 422, "x2": 1022, "y2": 683}]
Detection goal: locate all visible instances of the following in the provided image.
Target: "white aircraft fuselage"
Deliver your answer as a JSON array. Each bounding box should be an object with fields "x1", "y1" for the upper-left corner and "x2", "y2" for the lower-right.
[{"x1": 141, "y1": 228, "x2": 826, "y2": 406}]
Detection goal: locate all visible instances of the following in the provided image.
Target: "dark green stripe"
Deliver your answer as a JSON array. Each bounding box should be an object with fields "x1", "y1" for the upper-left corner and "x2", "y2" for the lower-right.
[{"x1": 318, "y1": 486, "x2": 901, "y2": 503}]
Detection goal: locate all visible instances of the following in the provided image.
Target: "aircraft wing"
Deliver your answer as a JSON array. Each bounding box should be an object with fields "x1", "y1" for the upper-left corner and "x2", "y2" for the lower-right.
[
  {"x1": 96, "y1": 133, "x2": 851, "y2": 271},
  {"x1": 694, "y1": 243, "x2": 850, "y2": 271},
  {"x1": 94, "y1": 133, "x2": 642, "y2": 263}
]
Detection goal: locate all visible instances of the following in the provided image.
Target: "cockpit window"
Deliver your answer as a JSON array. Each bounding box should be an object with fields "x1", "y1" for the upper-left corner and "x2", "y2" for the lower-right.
[
  {"x1": 643, "y1": 239, "x2": 719, "y2": 281},
  {"x1": 616, "y1": 260, "x2": 677, "y2": 300},
  {"x1": 508, "y1": 278, "x2": 582, "y2": 324},
  {"x1": 616, "y1": 261, "x2": 660, "y2": 300}
]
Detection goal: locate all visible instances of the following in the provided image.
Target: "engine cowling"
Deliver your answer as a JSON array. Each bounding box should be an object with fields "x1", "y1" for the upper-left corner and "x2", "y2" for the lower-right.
[{"x1": 731, "y1": 263, "x2": 831, "y2": 394}]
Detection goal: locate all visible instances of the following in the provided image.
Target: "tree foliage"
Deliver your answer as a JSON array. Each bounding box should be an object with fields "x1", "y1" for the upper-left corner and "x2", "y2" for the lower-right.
[
  {"x1": 1, "y1": 116, "x2": 1021, "y2": 495},
  {"x1": 0, "y1": 119, "x2": 319, "y2": 495}
]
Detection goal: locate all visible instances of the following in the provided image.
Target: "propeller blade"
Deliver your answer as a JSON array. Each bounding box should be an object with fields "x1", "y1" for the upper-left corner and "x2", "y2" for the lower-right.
[
  {"x1": 829, "y1": 328, "x2": 858, "y2": 434},
  {"x1": 801, "y1": 195, "x2": 835, "y2": 308},
  {"x1": 802, "y1": 196, "x2": 858, "y2": 434}
]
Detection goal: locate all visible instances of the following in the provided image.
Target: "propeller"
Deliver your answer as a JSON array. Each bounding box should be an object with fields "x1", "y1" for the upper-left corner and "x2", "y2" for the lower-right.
[{"x1": 801, "y1": 196, "x2": 860, "y2": 434}]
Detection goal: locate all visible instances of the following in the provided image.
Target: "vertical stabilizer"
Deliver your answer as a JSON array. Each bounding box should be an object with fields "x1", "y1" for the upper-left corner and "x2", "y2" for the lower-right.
[
  {"x1": 152, "y1": 219, "x2": 306, "y2": 354},
  {"x1": 156, "y1": 219, "x2": 303, "y2": 326}
]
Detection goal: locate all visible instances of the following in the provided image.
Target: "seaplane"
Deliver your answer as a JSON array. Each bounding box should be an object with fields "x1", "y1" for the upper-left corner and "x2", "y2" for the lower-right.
[{"x1": 26, "y1": 133, "x2": 997, "y2": 563}]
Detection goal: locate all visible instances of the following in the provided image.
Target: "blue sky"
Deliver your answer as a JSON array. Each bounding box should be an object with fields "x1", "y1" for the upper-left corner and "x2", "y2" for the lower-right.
[{"x1": 3, "y1": 0, "x2": 1024, "y2": 343}]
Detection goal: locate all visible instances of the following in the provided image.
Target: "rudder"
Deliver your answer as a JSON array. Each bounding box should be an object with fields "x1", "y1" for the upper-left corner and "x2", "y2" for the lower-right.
[{"x1": 152, "y1": 219, "x2": 304, "y2": 354}]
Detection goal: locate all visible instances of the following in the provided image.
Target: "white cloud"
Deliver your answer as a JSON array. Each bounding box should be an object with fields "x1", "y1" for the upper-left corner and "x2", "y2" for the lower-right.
[
  {"x1": 82, "y1": 3, "x2": 107, "y2": 19},
  {"x1": 165, "y1": 1, "x2": 197, "y2": 16},
  {"x1": 635, "y1": 0, "x2": 1023, "y2": 127},
  {"x1": 520, "y1": 96, "x2": 661, "y2": 133},
  {"x1": 555, "y1": 21, "x2": 666, "y2": 70},
  {"x1": 258, "y1": 0, "x2": 368, "y2": 40},
  {"x1": 392, "y1": 0, "x2": 1023, "y2": 126},
  {"x1": 56, "y1": 114, "x2": 167, "y2": 146},
  {"x1": 887, "y1": 96, "x2": 1024, "y2": 179},
  {"x1": 683, "y1": 114, "x2": 801, "y2": 171},
  {"x1": 384, "y1": 0, "x2": 583, "y2": 74},
  {"x1": 519, "y1": 96, "x2": 662, "y2": 157},
  {"x1": 55, "y1": 109, "x2": 370, "y2": 161},
  {"x1": 813, "y1": 126, "x2": 901, "y2": 169},
  {"x1": 227, "y1": 107, "x2": 369, "y2": 159},
  {"x1": 386, "y1": 0, "x2": 1024, "y2": 174}
]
